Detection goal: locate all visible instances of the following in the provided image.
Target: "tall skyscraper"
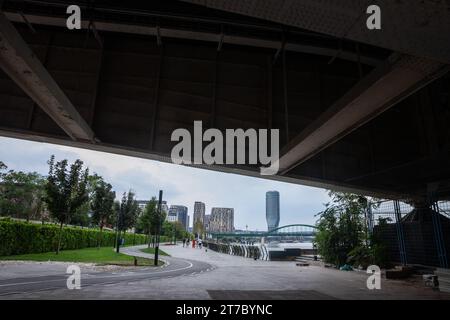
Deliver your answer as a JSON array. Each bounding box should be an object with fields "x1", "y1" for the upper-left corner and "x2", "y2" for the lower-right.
[
  {"x1": 203, "y1": 214, "x2": 211, "y2": 231},
  {"x1": 210, "y1": 208, "x2": 234, "y2": 232},
  {"x1": 193, "y1": 201, "x2": 206, "y2": 226},
  {"x1": 266, "y1": 191, "x2": 280, "y2": 231},
  {"x1": 168, "y1": 205, "x2": 188, "y2": 230}
]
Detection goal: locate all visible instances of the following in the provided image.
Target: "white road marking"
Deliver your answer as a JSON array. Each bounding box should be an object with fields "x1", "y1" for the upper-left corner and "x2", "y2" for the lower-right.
[
  {"x1": 0, "y1": 279, "x2": 64, "y2": 287},
  {"x1": 0, "y1": 244, "x2": 215, "y2": 295}
]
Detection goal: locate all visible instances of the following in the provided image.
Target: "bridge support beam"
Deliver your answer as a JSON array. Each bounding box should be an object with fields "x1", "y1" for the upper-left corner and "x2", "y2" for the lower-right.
[
  {"x1": 4, "y1": 12, "x2": 381, "y2": 67},
  {"x1": 278, "y1": 54, "x2": 448, "y2": 174},
  {"x1": 0, "y1": 12, "x2": 94, "y2": 142}
]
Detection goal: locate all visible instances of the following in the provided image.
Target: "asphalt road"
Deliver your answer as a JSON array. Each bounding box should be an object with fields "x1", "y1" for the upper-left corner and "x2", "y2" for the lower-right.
[{"x1": 0, "y1": 245, "x2": 213, "y2": 296}]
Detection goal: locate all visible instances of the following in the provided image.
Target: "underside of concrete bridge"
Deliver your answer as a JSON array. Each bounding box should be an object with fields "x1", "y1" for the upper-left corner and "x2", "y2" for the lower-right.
[{"x1": 0, "y1": 0, "x2": 449, "y2": 201}]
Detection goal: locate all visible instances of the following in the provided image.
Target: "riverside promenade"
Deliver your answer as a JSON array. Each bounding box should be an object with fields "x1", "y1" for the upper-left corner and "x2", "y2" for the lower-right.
[{"x1": 1, "y1": 244, "x2": 449, "y2": 300}]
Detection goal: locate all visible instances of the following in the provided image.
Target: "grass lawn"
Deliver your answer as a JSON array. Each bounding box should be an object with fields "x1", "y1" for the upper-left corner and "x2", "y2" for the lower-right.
[
  {"x1": 140, "y1": 247, "x2": 169, "y2": 256},
  {"x1": 0, "y1": 247, "x2": 163, "y2": 266}
]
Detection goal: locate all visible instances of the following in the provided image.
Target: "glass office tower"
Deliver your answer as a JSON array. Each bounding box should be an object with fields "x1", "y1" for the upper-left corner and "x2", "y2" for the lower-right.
[{"x1": 266, "y1": 191, "x2": 280, "y2": 231}]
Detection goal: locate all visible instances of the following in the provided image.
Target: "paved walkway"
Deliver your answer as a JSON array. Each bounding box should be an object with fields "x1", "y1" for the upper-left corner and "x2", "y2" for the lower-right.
[
  {"x1": 0, "y1": 245, "x2": 212, "y2": 298},
  {"x1": 1, "y1": 244, "x2": 449, "y2": 299}
]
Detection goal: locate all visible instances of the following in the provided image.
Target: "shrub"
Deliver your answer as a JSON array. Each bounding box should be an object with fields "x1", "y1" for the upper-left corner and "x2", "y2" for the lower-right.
[
  {"x1": 0, "y1": 219, "x2": 157, "y2": 256},
  {"x1": 347, "y1": 246, "x2": 373, "y2": 269},
  {"x1": 346, "y1": 243, "x2": 390, "y2": 269}
]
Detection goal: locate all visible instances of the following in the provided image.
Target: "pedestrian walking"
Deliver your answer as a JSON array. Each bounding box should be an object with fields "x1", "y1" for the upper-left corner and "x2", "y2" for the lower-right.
[{"x1": 182, "y1": 238, "x2": 186, "y2": 247}]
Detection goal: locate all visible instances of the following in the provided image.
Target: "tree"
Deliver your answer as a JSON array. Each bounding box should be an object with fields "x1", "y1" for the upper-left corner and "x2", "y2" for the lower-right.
[
  {"x1": 314, "y1": 191, "x2": 369, "y2": 266},
  {"x1": 44, "y1": 155, "x2": 89, "y2": 254},
  {"x1": 135, "y1": 197, "x2": 161, "y2": 248},
  {"x1": 135, "y1": 197, "x2": 169, "y2": 247},
  {"x1": 69, "y1": 174, "x2": 102, "y2": 227},
  {"x1": 0, "y1": 161, "x2": 6, "y2": 176},
  {"x1": 193, "y1": 220, "x2": 204, "y2": 238},
  {"x1": 70, "y1": 202, "x2": 91, "y2": 227},
  {"x1": 120, "y1": 190, "x2": 139, "y2": 231},
  {"x1": 114, "y1": 190, "x2": 139, "y2": 252},
  {"x1": 91, "y1": 179, "x2": 115, "y2": 247},
  {"x1": 0, "y1": 169, "x2": 45, "y2": 221},
  {"x1": 0, "y1": 162, "x2": 5, "y2": 212},
  {"x1": 162, "y1": 220, "x2": 189, "y2": 241},
  {"x1": 136, "y1": 197, "x2": 158, "y2": 235}
]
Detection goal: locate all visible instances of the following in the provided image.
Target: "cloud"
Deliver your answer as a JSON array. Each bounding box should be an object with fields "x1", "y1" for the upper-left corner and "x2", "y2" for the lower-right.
[{"x1": 0, "y1": 136, "x2": 330, "y2": 230}]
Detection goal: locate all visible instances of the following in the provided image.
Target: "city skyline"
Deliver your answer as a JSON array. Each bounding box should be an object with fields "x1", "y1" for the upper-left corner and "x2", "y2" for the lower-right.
[{"x1": 0, "y1": 136, "x2": 331, "y2": 230}]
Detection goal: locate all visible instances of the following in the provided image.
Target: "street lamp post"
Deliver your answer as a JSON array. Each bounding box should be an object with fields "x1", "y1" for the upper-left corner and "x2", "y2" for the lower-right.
[
  {"x1": 172, "y1": 225, "x2": 176, "y2": 245},
  {"x1": 115, "y1": 201, "x2": 123, "y2": 253},
  {"x1": 154, "y1": 190, "x2": 163, "y2": 266},
  {"x1": 114, "y1": 204, "x2": 120, "y2": 251}
]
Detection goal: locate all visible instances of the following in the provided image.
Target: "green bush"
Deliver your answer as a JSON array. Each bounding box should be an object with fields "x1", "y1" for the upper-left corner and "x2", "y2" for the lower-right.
[
  {"x1": 0, "y1": 219, "x2": 162, "y2": 256},
  {"x1": 346, "y1": 243, "x2": 390, "y2": 269}
]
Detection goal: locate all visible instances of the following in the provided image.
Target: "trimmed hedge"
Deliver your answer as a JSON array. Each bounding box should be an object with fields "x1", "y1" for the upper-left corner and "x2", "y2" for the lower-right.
[{"x1": 0, "y1": 219, "x2": 169, "y2": 256}]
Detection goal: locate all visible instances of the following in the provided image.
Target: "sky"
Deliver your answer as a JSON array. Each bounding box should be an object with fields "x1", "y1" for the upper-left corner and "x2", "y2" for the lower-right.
[{"x1": 0, "y1": 136, "x2": 331, "y2": 230}]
